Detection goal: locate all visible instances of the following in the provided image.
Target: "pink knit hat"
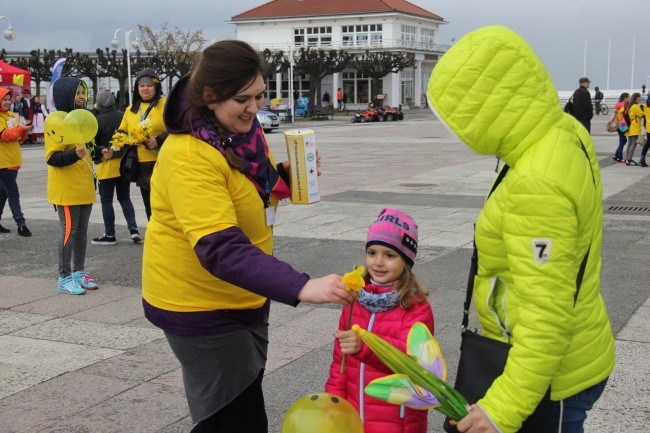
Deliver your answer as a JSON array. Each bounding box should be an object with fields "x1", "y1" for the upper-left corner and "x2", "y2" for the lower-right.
[{"x1": 366, "y1": 208, "x2": 418, "y2": 267}]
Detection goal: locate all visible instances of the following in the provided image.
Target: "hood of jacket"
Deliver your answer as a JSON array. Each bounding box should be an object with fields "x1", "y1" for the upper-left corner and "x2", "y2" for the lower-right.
[
  {"x1": 131, "y1": 68, "x2": 163, "y2": 114},
  {"x1": 427, "y1": 26, "x2": 579, "y2": 167},
  {"x1": 163, "y1": 75, "x2": 201, "y2": 134},
  {"x1": 52, "y1": 77, "x2": 86, "y2": 112},
  {"x1": 0, "y1": 88, "x2": 10, "y2": 111}
]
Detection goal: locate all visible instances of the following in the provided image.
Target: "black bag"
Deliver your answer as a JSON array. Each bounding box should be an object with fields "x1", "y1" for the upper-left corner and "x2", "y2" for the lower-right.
[
  {"x1": 563, "y1": 97, "x2": 574, "y2": 114},
  {"x1": 119, "y1": 145, "x2": 139, "y2": 183},
  {"x1": 443, "y1": 329, "x2": 551, "y2": 433}
]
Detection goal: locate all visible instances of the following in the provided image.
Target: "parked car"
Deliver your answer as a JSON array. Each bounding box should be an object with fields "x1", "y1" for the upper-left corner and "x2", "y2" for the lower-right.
[{"x1": 257, "y1": 109, "x2": 280, "y2": 133}]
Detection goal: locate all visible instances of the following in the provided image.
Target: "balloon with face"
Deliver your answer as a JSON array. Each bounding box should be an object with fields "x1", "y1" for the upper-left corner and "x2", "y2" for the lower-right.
[
  {"x1": 44, "y1": 111, "x2": 68, "y2": 144},
  {"x1": 63, "y1": 109, "x2": 98, "y2": 144},
  {"x1": 281, "y1": 393, "x2": 363, "y2": 433}
]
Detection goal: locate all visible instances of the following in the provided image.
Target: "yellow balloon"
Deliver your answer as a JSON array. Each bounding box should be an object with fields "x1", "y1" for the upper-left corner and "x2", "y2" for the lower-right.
[
  {"x1": 63, "y1": 109, "x2": 98, "y2": 144},
  {"x1": 44, "y1": 111, "x2": 68, "y2": 144},
  {"x1": 281, "y1": 393, "x2": 363, "y2": 433}
]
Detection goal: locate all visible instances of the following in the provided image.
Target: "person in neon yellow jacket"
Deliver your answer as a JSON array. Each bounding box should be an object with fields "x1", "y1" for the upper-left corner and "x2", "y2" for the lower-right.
[{"x1": 427, "y1": 26, "x2": 615, "y2": 433}]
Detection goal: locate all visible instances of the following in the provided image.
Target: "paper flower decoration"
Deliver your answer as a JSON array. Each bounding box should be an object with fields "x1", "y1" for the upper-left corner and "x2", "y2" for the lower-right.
[
  {"x1": 340, "y1": 265, "x2": 365, "y2": 373},
  {"x1": 352, "y1": 323, "x2": 468, "y2": 421},
  {"x1": 12, "y1": 74, "x2": 24, "y2": 87}
]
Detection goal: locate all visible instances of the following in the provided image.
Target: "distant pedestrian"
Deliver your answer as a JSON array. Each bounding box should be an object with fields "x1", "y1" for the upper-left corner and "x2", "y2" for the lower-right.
[
  {"x1": 639, "y1": 97, "x2": 650, "y2": 167},
  {"x1": 337, "y1": 87, "x2": 343, "y2": 111},
  {"x1": 91, "y1": 89, "x2": 142, "y2": 246},
  {"x1": 343, "y1": 92, "x2": 348, "y2": 111},
  {"x1": 594, "y1": 86, "x2": 603, "y2": 115},
  {"x1": 0, "y1": 87, "x2": 33, "y2": 236},
  {"x1": 571, "y1": 77, "x2": 593, "y2": 132},
  {"x1": 623, "y1": 92, "x2": 643, "y2": 166},
  {"x1": 613, "y1": 92, "x2": 630, "y2": 163},
  {"x1": 30, "y1": 96, "x2": 48, "y2": 144},
  {"x1": 322, "y1": 90, "x2": 330, "y2": 107}
]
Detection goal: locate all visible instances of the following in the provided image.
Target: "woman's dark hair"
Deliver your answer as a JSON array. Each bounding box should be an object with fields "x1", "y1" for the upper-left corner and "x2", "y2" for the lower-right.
[
  {"x1": 186, "y1": 40, "x2": 264, "y2": 169},
  {"x1": 188, "y1": 40, "x2": 263, "y2": 106},
  {"x1": 619, "y1": 92, "x2": 630, "y2": 102}
]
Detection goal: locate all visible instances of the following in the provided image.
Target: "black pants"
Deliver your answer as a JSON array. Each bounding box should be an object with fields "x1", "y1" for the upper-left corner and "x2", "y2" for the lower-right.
[
  {"x1": 140, "y1": 187, "x2": 151, "y2": 221},
  {"x1": 190, "y1": 370, "x2": 267, "y2": 433}
]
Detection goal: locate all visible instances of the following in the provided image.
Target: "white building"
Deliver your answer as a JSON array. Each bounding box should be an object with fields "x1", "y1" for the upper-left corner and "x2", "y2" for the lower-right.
[{"x1": 230, "y1": 0, "x2": 449, "y2": 109}]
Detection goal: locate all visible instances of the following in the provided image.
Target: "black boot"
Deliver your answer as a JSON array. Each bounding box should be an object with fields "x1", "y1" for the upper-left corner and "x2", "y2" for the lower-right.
[{"x1": 0, "y1": 223, "x2": 10, "y2": 233}]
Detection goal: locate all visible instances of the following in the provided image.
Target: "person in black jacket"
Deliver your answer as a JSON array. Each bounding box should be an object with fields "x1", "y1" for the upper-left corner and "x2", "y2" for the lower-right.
[
  {"x1": 594, "y1": 86, "x2": 604, "y2": 115},
  {"x1": 91, "y1": 89, "x2": 141, "y2": 246},
  {"x1": 572, "y1": 77, "x2": 593, "y2": 132}
]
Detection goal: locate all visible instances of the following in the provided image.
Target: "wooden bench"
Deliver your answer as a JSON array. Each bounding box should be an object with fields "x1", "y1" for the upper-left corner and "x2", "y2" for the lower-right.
[{"x1": 309, "y1": 105, "x2": 334, "y2": 120}]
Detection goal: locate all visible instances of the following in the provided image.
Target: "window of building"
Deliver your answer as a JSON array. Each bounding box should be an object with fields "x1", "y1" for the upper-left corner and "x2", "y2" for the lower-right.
[
  {"x1": 343, "y1": 71, "x2": 371, "y2": 104},
  {"x1": 294, "y1": 26, "x2": 332, "y2": 47},
  {"x1": 401, "y1": 69, "x2": 414, "y2": 105},
  {"x1": 421, "y1": 28, "x2": 434, "y2": 49},
  {"x1": 342, "y1": 24, "x2": 382, "y2": 47},
  {"x1": 401, "y1": 25, "x2": 416, "y2": 47}
]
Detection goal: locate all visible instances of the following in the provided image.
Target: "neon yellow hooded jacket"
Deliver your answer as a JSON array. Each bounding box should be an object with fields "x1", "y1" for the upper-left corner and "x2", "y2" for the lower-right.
[{"x1": 428, "y1": 26, "x2": 614, "y2": 432}]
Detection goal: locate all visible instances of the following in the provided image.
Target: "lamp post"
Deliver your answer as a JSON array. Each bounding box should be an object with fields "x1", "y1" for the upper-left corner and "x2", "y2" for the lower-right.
[
  {"x1": 1, "y1": 16, "x2": 15, "y2": 41},
  {"x1": 111, "y1": 29, "x2": 140, "y2": 100}
]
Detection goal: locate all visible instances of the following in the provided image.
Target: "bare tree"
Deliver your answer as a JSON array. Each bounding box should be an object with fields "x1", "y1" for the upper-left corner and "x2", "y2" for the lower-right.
[
  {"x1": 293, "y1": 47, "x2": 350, "y2": 115},
  {"x1": 138, "y1": 23, "x2": 206, "y2": 93},
  {"x1": 349, "y1": 50, "x2": 415, "y2": 106}
]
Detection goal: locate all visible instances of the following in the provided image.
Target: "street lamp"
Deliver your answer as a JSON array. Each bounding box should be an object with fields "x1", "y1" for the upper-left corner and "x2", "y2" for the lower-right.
[
  {"x1": 1, "y1": 16, "x2": 15, "y2": 41},
  {"x1": 111, "y1": 29, "x2": 140, "y2": 98}
]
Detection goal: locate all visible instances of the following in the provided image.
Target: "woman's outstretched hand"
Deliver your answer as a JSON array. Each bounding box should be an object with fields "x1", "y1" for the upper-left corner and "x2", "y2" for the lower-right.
[
  {"x1": 297, "y1": 274, "x2": 356, "y2": 305},
  {"x1": 456, "y1": 404, "x2": 499, "y2": 433}
]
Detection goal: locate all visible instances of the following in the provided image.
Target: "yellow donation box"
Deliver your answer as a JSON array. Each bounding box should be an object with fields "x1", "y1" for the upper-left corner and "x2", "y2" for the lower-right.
[{"x1": 284, "y1": 129, "x2": 321, "y2": 204}]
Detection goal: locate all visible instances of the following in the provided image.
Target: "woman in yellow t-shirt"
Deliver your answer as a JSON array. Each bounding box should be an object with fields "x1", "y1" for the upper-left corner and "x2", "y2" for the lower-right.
[
  {"x1": 142, "y1": 40, "x2": 355, "y2": 432},
  {"x1": 118, "y1": 69, "x2": 168, "y2": 220}
]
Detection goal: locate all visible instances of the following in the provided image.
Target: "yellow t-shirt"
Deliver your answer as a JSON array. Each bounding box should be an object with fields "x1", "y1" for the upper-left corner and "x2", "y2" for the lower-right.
[
  {"x1": 95, "y1": 155, "x2": 121, "y2": 180},
  {"x1": 119, "y1": 97, "x2": 167, "y2": 163},
  {"x1": 0, "y1": 112, "x2": 22, "y2": 169},
  {"x1": 142, "y1": 133, "x2": 278, "y2": 312},
  {"x1": 44, "y1": 135, "x2": 96, "y2": 206}
]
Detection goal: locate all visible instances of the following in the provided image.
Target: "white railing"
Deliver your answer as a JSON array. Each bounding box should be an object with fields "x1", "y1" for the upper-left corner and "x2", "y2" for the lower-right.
[{"x1": 249, "y1": 39, "x2": 450, "y2": 53}]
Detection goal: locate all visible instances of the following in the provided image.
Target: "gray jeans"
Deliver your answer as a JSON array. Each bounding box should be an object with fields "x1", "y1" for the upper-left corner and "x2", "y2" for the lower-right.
[{"x1": 57, "y1": 204, "x2": 93, "y2": 276}]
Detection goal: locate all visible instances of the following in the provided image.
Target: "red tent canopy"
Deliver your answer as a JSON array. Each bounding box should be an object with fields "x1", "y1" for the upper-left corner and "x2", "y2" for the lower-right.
[{"x1": 0, "y1": 60, "x2": 31, "y2": 94}]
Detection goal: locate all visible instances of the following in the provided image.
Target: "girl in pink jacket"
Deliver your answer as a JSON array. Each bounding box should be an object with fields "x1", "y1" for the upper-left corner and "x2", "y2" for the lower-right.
[{"x1": 325, "y1": 207, "x2": 435, "y2": 433}]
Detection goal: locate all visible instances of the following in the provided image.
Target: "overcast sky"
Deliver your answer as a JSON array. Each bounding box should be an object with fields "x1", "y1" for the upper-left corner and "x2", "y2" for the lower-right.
[{"x1": 1, "y1": 0, "x2": 647, "y2": 93}]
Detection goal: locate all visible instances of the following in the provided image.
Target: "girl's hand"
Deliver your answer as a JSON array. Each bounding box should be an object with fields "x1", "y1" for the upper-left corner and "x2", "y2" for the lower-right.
[
  {"x1": 75, "y1": 146, "x2": 87, "y2": 159},
  {"x1": 316, "y1": 150, "x2": 322, "y2": 175},
  {"x1": 101, "y1": 148, "x2": 113, "y2": 160},
  {"x1": 22, "y1": 123, "x2": 34, "y2": 132},
  {"x1": 334, "y1": 329, "x2": 361, "y2": 354}
]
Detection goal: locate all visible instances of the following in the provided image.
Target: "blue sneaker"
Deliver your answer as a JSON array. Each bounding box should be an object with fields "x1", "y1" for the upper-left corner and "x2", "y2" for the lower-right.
[
  {"x1": 57, "y1": 275, "x2": 85, "y2": 295},
  {"x1": 72, "y1": 271, "x2": 98, "y2": 290}
]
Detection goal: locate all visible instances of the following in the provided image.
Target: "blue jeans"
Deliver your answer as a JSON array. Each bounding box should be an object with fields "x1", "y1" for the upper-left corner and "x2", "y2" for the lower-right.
[
  {"x1": 547, "y1": 378, "x2": 608, "y2": 433},
  {"x1": 98, "y1": 176, "x2": 137, "y2": 236},
  {"x1": 615, "y1": 130, "x2": 627, "y2": 160},
  {"x1": 578, "y1": 119, "x2": 591, "y2": 134},
  {"x1": 0, "y1": 168, "x2": 25, "y2": 227}
]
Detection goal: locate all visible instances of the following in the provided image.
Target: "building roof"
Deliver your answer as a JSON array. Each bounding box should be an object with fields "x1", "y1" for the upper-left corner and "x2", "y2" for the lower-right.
[{"x1": 231, "y1": 0, "x2": 444, "y2": 22}]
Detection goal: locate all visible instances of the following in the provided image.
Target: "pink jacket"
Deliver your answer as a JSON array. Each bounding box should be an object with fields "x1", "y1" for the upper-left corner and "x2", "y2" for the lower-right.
[{"x1": 325, "y1": 283, "x2": 435, "y2": 433}]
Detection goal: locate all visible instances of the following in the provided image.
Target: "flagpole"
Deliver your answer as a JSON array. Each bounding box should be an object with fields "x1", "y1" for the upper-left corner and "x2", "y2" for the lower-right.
[
  {"x1": 630, "y1": 37, "x2": 636, "y2": 90},
  {"x1": 583, "y1": 39, "x2": 587, "y2": 77},
  {"x1": 606, "y1": 37, "x2": 611, "y2": 91}
]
